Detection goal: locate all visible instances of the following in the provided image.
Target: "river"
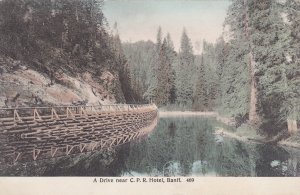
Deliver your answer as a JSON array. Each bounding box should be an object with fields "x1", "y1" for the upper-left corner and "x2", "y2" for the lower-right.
[{"x1": 1, "y1": 116, "x2": 300, "y2": 176}]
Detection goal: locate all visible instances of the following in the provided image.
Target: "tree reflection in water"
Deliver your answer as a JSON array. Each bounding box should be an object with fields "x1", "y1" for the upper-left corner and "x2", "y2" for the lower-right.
[
  {"x1": 125, "y1": 117, "x2": 300, "y2": 177},
  {"x1": 2, "y1": 117, "x2": 300, "y2": 176}
]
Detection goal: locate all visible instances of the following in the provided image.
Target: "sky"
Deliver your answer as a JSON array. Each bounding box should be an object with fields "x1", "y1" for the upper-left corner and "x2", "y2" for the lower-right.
[{"x1": 103, "y1": 0, "x2": 231, "y2": 54}]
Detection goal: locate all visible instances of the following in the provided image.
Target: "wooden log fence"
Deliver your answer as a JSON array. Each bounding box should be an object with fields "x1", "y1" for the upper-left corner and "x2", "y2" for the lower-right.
[{"x1": 0, "y1": 104, "x2": 158, "y2": 163}]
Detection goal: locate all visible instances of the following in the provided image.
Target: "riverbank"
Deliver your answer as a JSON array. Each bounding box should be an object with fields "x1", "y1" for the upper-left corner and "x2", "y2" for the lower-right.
[
  {"x1": 159, "y1": 111, "x2": 217, "y2": 117},
  {"x1": 159, "y1": 110, "x2": 300, "y2": 148},
  {"x1": 214, "y1": 126, "x2": 266, "y2": 144},
  {"x1": 217, "y1": 122, "x2": 300, "y2": 149},
  {"x1": 279, "y1": 134, "x2": 300, "y2": 149},
  {"x1": 159, "y1": 110, "x2": 265, "y2": 143},
  {"x1": 159, "y1": 111, "x2": 235, "y2": 127}
]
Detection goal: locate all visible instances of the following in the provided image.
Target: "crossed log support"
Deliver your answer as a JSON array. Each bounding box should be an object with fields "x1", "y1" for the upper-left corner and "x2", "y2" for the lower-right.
[{"x1": 1, "y1": 104, "x2": 158, "y2": 163}]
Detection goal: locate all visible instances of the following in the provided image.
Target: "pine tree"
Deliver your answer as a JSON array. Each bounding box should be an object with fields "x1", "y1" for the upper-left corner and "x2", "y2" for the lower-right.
[
  {"x1": 175, "y1": 29, "x2": 194, "y2": 106},
  {"x1": 166, "y1": 33, "x2": 175, "y2": 52},
  {"x1": 254, "y1": 0, "x2": 299, "y2": 134},
  {"x1": 165, "y1": 33, "x2": 177, "y2": 104},
  {"x1": 193, "y1": 55, "x2": 208, "y2": 111},
  {"x1": 219, "y1": 0, "x2": 252, "y2": 119},
  {"x1": 242, "y1": 0, "x2": 260, "y2": 124},
  {"x1": 215, "y1": 37, "x2": 228, "y2": 107},
  {"x1": 220, "y1": 0, "x2": 299, "y2": 134},
  {"x1": 285, "y1": 0, "x2": 300, "y2": 132},
  {"x1": 144, "y1": 27, "x2": 163, "y2": 103},
  {"x1": 123, "y1": 41, "x2": 157, "y2": 102},
  {"x1": 248, "y1": 0, "x2": 291, "y2": 133},
  {"x1": 155, "y1": 39, "x2": 173, "y2": 106},
  {"x1": 156, "y1": 26, "x2": 162, "y2": 52},
  {"x1": 111, "y1": 25, "x2": 137, "y2": 103},
  {"x1": 202, "y1": 40, "x2": 219, "y2": 110}
]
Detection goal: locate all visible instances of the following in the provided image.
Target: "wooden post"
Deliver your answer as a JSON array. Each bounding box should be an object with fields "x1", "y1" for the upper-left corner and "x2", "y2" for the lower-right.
[
  {"x1": 13, "y1": 109, "x2": 22, "y2": 122},
  {"x1": 66, "y1": 107, "x2": 74, "y2": 118},
  {"x1": 110, "y1": 138, "x2": 116, "y2": 147},
  {"x1": 80, "y1": 107, "x2": 87, "y2": 117},
  {"x1": 33, "y1": 108, "x2": 42, "y2": 121},
  {"x1": 133, "y1": 132, "x2": 140, "y2": 139},
  {"x1": 51, "y1": 108, "x2": 59, "y2": 119},
  {"x1": 128, "y1": 133, "x2": 135, "y2": 142},
  {"x1": 14, "y1": 152, "x2": 21, "y2": 163},
  {"x1": 91, "y1": 142, "x2": 98, "y2": 151},
  {"x1": 79, "y1": 143, "x2": 86, "y2": 153},
  {"x1": 66, "y1": 145, "x2": 74, "y2": 155},
  {"x1": 117, "y1": 137, "x2": 123, "y2": 145},
  {"x1": 33, "y1": 149, "x2": 40, "y2": 161},
  {"x1": 51, "y1": 147, "x2": 58, "y2": 157}
]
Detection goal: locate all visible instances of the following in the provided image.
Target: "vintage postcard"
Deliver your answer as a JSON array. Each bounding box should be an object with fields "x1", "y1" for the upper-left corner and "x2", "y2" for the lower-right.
[{"x1": 0, "y1": 0, "x2": 300, "y2": 194}]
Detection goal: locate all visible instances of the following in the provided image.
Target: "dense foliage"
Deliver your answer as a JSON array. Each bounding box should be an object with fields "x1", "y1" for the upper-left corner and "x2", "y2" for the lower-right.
[
  {"x1": 221, "y1": 0, "x2": 300, "y2": 135},
  {"x1": 123, "y1": 0, "x2": 299, "y2": 135},
  {"x1": 0, "y1": 0, "x2": 136, "y2": 103},
  {"x1": 0, "y1": 0, "x2": 298, "y2": 135}
]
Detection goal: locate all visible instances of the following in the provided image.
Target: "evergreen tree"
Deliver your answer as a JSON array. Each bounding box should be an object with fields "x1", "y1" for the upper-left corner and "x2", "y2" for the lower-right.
[
  {"x1": 215, "y1": 37, "x2": 228, "y2": 108},
  {"x1": 202, "y1": 40, "x2": 218, "y2": 110},
  {"x1": 219, "y1": 0, "x2": 252, "y2": 119},
  {"x1": 155, "y1": 39, "x2": 173, "y2": 106},
  {"x1": 176, "y1": 29, "x2": 194, "y2": 106},
  {"x1": 193, "y1": 55, "x2": 208, "y2": 111},
  {"x1": 219, "y1": 0, "x2": 299, "y2": 134},
  {"x1": 166, "y1": 33, "x2": 175, "y2": 51},
  {"x1": 165, "y1": 33, "x2": 177, "y2": 104},
  {"x1": 144, "y1": 27, "x2": 163, "y2": 103},
  {"x1": 285, "y1": 0, "x2": 300, "y2": 132},
  {"x1": 0, "y1": 0, "x2": 136, "y2": 104},
  {"x1": 248, "y1": 0, "x2": 291, "y2": 133},
  {"x1": 111, "y1": 25, "x2": 138, "y2": 103},
  {"x1": 156, "y1": 26, "x2": 162, "y2": 52}
]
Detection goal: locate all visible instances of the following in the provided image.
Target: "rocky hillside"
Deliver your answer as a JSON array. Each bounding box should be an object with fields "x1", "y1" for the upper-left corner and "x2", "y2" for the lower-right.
[
  {"x1": 0, "y1": 56, "x2": 125, "y2": 107},
  {"x1": 0, "y1": 0, "x2": 135, "y2": 107}
]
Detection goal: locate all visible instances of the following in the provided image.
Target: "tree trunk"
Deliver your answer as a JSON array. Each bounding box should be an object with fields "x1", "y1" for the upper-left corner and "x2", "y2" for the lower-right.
[
  {"x1": 292, "y1": 119, "x2": 297, "y2": 133},
  {"x1": 248, "y1": 52, "x2": 259, "y2": 123},
  {"x1": 287, "y1": 118, "x2": 298, "y2": 134},
  {"x1": 244, "y1": 0, "x2": 259, "y2": 124},
  {"x1": 287, "y1": 104, "x2": 298, "y2": 134}
]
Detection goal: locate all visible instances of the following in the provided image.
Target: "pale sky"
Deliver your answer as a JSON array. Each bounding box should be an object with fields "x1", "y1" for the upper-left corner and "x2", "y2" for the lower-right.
[{"x1": 103, "y1": 0, "x2": 231, "y2": 54}]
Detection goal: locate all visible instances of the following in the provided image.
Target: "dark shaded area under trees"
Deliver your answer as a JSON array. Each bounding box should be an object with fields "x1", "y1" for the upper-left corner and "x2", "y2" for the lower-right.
[{"x1": 0, "y1": 0, "x2": 137, "y2": 103}]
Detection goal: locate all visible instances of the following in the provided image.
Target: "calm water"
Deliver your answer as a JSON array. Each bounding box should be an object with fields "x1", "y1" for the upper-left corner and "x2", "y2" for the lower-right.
[{"x1": 2, "y1": 117, "x2": 300, "y2": 176}]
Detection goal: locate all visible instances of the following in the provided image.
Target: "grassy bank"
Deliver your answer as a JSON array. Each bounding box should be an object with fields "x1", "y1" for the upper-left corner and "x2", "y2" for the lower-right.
[
  {"x1": 279, "y1": 133, "x2": 300, "y2": 149},
  {"x1": 159, "y1": 110, "x2": 298, "y2": 147}
]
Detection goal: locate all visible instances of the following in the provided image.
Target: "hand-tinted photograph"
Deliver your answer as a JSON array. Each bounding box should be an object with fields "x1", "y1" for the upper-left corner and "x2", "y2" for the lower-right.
[{"x1": 0, "y1": 0, "x2": 299, "y2": 178}]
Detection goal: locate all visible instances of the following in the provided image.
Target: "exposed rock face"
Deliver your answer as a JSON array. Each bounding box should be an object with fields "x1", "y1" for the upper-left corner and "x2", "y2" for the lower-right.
[{"x1": 0, "y1": 56, "x2": 125, "y2": 107}]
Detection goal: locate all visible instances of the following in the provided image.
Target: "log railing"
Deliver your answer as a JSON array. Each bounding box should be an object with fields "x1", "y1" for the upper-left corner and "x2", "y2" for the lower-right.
[{"x1": 0, "y1": 104, "x2": 158, "y2": 163}]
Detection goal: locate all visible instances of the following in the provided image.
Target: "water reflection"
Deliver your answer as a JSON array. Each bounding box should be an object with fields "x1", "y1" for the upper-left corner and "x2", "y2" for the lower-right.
[
  {"x1": 124, "y1": 117, "x2": 300, "y2": 177},
  {"x1": 1, "y1": 117, "x2": 300, "y2": 176}
]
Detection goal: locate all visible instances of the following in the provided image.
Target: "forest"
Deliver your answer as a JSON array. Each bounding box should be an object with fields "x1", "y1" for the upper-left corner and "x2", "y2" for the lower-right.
[
  {"x1": 0, "y1": 0, "x2": 137, "y2": 103},
  {"x1": 124, "y1": 0, "x2": 300, "y2": 136},
  {"x1": 0, "y1": 0, "x2": 299, "y2": 136}
]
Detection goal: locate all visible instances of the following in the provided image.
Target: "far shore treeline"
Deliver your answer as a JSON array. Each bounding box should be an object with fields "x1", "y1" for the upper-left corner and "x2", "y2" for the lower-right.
[
  {"x1": 124, "y1": 0, "x2": 300, "y2": 136},
  {"x1": 0, "y1": 0, "x2": 299, "y2": 137}
]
